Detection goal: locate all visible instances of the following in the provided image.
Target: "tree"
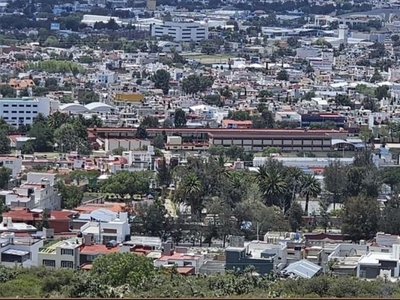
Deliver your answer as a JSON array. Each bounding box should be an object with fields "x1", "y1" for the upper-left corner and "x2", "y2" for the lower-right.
[
  {"x1": 0, "y1": 167, "x2": 11, "y2": 188},
  {"x1": 69, "y1": 170, "x2": 87, "y2": 186},
  {"x1": 101, "y1": 170, "x2": 151, "y2": 200},
  {"x1": 370, "y1": 68, "x2": 383, "y2": 83},
  {"x1": 0, "y1": 130, "x2": 10, "y2": 154},
  {"x1": 132, "y1": 199, "x2": 173, "y2": 239},
  {"x1": 152, "y1": 69, "x2": 170, "y2": 95},
  {"x1": 380, "y1": 191, "x2": 400, "y2": 235},
  {"x1": 58, "y1": 182, "x2": 83, "y2": 209},
  {"x1": 21, "y1": 141, "x2": 34, "y2": 154},
  {"x1": 341, "y1": 196, "x2": 380, "y2": 242},
  {"x1": 323, "y1": 161, "x2": 346, "y2": 209},
  {"x1": 157, "y1": 157, "x2": 172, "y2": 187},
  {"x1": 91, "y1": 252, "x2": 154, "y2": 287},
  {"x1": 228, "y1": 110, "x2": 251, "y2": 121},
  {"x1": 135, "y1": 125, "x2": 148, "y2": 139},
  {"x1": 182, "y1": 74, "x2": 201, "y2": 94},
  {"x1": 153, "y1": 134, "x2": 165, "y2": 149},
  {"x1": 54, "y1": 123, "x2": 83, "y2": 153},
  {"x1": 251, "y1": 115, "x2": 266, "y2": 128},
  {"x1": 174, "y1": 108, "x2": 187, "y2": 128},
  {"x1": 375, "y1": 85, "x2": 389, "y2": 100},
  {"x1": 300, "y1": 174, "x2": 322, "y2": 215},
  {"x1": 38, "y1": 208, "x2": 50, "y2": 230},
  {"x1": 288, "y1": 202, "x2": 304, "y2": 232},
  {"x1": 276, "y1": 69, "x2": 289, "y2": 81},
  {"x1": 174, "y1": 172, "x2": 203, "y2": 218},
  {"x1": 45, "y1": 78, "x2": 58, "y2": 89},
  {"x1": 0, "y1": 85, "x2": 16, "y2": 97},
  {"x1": 256, "y1": 163, "x2": 287, "y2": 208},
  {"x1": 112, "y1": 146, "x2": 127, "y2": 156},
  {"x1": 28, "y1": 119, "x2": 53, "y2": 152},
  {"x1": 319, "y1": 198, "x2": 331, "y2": 233},
  {"x1": 141, "y1": 116, "x2": 159, "y2": 128},
  {"x1": 332, "y1": 94, "x2": 353, "y2": 108}
]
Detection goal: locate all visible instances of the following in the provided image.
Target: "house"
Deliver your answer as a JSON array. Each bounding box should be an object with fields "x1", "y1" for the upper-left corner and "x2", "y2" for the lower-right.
[
  {"x1": 154, "y1": 242, "x2": 204, "y2": 274},
  {"x1": 281, "y1": 260, "x2": 322, "y2": 279},
  {"x1": 2, "y1": 209, "x2": 73, "y2": 233},
  {"x1": 7, "y1": 172, "x2": 61, "y2": 210},
  {"x1": 0, "y1": 157, "x2": 22, "y2": 178},
  {"x1": 78, "y1": 209, "x2": 130, "y2": 244},
  {"x1": 79, "y1": 234, "x2": 121, "y2": 269},
  {"x1": 38, "y1": 237, "x2": 81, "y2": 268},
  {"x1": 221, "y1": 119, "x2": 252, "y2": 129},
  {"x1": 225, "y1": 240, "x2": 287, "y2": 275},
  {"x1": 357, "y1": 244, "x2": 400, "y2": 279},
  {"x1": 0, "y1": 232, "x2": 43, "y2": 267}
]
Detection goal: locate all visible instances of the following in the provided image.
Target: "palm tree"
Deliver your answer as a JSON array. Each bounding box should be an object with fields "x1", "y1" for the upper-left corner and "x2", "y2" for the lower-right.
[
  {"x1": 256, "y1": 165, "x2": 287, "y2": 208},
  {"x1": 174, "y1": 172, "x2": 203, "y2": 218},
  {"x1": 300, "y1": 174, "x2": 322, "y2": 215}
]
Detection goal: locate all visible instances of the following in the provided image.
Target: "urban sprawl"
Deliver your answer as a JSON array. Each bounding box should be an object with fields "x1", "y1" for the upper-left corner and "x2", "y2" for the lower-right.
[{"x1": 1, "y1": 0, "x2": 400, "y2": 298}]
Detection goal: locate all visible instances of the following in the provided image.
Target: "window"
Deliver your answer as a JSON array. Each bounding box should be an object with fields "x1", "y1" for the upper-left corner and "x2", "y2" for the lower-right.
[
  {"x1": 11, "y1": 104, "x2": 17, "y2": 107},
  {"x1": 3, "y1": 104, "x2": 8, "y2": 107},
  {"x1": 33, "y1": 111, "x2": 38, "y2": 114},
  {"x1": 61, "y1": 261, "x2": 74, "y2": 268},
  {"x1": 11, "y1": 117, "x2": 16, "y2": 120},
  {"x1": 3, "y1": 111, "x2": 8, "y2": 113},
  {"x1": 19, "y1": 104, "x2": 24, "y2": 107},
  {"x1": 33, "y1": 105, "x2": 37, "y2": 108},
  {"x1": 19, "y1": 111, "x2": 24, "y2": 113},
  {"x1": 61, "y1": 248, "x2": 74, "y2": 255},
  {"x1": 11, "y1": 111, "x2": 16, "y2": 113},
  {"x1": 26, "y1": 105, "x2": 31, "y2": 107},
  {"x1": 86, "y1": 254, "x2": 97, "y2": 262},
  {"x1": 43, "y1": 259, "x2": 55, "y2": 267},
  {"x1": 26, "y1": 111, "x2": 31, "y2": 113}
]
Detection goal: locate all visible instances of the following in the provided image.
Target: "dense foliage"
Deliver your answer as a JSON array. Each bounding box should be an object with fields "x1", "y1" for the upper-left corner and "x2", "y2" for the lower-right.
[{"x1": 1, "y1": 261, "x2": 400, "y2": 298}]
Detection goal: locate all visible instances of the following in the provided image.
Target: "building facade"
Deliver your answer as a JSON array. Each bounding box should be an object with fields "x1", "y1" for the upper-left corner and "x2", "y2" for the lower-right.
[
  {"x1": 0, "y1": 98, "x2": 50, "y2": 126},
  {"x1": 150, "y1": 21, "x2": 208, "y2": 42}
]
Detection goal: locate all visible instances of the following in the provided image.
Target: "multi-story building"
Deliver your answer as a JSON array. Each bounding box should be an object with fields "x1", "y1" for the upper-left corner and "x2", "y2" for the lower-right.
[
  {"x1": 0, "y1": 232, "x2": 43, "y2": 267},
  {"x1": 301, "y1": 113, "x2": 346, "y2": 128},
  {"x1": 5, "y1": 173, "x2": 61, "y2": 210},
  {"x1": 225, "y1": 241, "x2": 287, "y2": 275},
  {"x1": 150, "y1": 21, "x2": 208, "y2": 42},
  {"x1": 154, "y1": 242, "x2": 204, "y2": 274},
  {"x1": 0, "y1": 98, "x2": 50, "y2": 126},
  {"x1": 0, "y1": 157, "x2": 22, "y2": 178},
  {"x1": 38, "y1": 238, "x2": 81, "y2": 269},
  {"x1": 89, "y1": 127, "x2": 348, "y2": 152},
  {"x1": 96, "y1": 70, "x2": 118, "y2": 85},
  {"x1": 79, "y1": 210, "x2": 130, "y2": 244}
]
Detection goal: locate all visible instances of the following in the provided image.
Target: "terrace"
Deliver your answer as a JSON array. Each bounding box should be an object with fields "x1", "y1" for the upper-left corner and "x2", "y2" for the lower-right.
[{"x1": 39, "y1": 238, "x2": 77, "y2": 254}]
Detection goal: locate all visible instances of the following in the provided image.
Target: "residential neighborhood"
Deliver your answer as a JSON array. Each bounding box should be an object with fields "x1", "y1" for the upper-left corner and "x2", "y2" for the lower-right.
[{"x1": 2, "y1": 0, "x2": 400, "y2": 298}]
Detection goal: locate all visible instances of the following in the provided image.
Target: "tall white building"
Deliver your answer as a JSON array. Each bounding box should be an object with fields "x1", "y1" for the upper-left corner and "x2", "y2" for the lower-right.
[
  {"x1": 0, "y1": 98, "x2": 50, "y2": 126},
  {"x1": 150, "y1": 21, "x2": 208, "y2": 42},
  {"x1": 338, "y1": 24, "x2": 348, "y2": 45}
]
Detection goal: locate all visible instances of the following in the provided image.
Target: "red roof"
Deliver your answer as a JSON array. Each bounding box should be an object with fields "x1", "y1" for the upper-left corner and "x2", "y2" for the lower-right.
[
  {"x1": 80, "y1": 244, "x2": 120, "y2": 254},
  {"x1": 3, "y1": 209, "x2": 36, "y2": 222},
  {"x1": 50, "y1": 211, "x2": 73, "y2": 220}
]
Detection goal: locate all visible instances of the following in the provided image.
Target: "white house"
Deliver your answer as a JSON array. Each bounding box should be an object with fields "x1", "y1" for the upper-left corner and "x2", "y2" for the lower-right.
[
  {"x1": 79, "y1": 209, "x2": 130, "y2": 244},
  {"x1": 6, "y1": 172, "x2": 61, "y2": 210},
  {"x1": 0, "y1": 157, "x2": 22, "y2": 178}
]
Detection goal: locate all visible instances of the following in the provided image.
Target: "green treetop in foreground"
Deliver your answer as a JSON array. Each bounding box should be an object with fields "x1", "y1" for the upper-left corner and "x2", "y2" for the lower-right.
[{"x1": 0, "y1": 255, "x2": 400, "y2": 298}]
